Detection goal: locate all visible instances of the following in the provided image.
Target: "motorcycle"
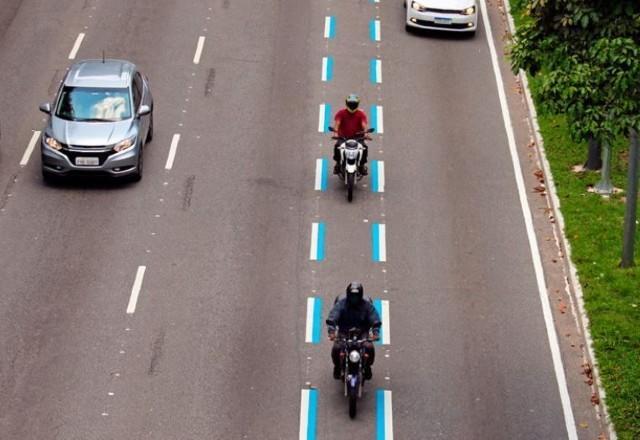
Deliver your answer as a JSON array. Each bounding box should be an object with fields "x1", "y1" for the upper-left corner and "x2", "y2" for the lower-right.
[
  {"x1": 336, "y1": 327, "x2": 371, "y2": 419},
  {"x1": 328, "y1": 127, "x2": 375, "y2": 202}
]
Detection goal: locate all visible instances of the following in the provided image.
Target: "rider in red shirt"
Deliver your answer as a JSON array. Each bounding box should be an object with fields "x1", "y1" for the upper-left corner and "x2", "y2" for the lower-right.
[{"x1": 333, "y1": 94, "x2": 370, "y2": 175}]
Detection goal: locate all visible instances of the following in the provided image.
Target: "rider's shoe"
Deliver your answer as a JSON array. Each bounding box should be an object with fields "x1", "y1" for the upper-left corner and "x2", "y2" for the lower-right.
[
  {"x1": 359, "y1": 165, "x2": 368, "y2": 176},
  {"x1": 363, "y1": 366, "x2": 372, "y2": 380},
  {"x1": 333, "y1": 164, "x2": 340, "y2": 175},
  {"x1": 333, "y1": 366, "x2": 342, "y2": 380}
]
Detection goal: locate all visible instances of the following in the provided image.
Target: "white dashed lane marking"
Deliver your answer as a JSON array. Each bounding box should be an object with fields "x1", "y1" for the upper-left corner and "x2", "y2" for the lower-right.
[
  {"x1": 126, "y1": 266, "x2": 147, "y2": 314},
  {"x1": 68, "y1": 33, "x2": 85, "y2": 59},
  {"x1": 165, "y1": 134, "x2": 181, "y2": 170},
  {"x1": 20, "y1": 131, "x2": 41, "y2": 166},
  {"x1": 193, "y1": 36, "x2": 206, "y2": 64}
]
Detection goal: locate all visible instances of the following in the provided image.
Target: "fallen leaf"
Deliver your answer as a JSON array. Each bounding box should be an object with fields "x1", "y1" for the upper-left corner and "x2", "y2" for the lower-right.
[
  {"x1": 591, "y1": 393, "x2": 600, "y2": 405},
  {"x1": 557, "y1": 301, "x2": 567, "y2": 314}
]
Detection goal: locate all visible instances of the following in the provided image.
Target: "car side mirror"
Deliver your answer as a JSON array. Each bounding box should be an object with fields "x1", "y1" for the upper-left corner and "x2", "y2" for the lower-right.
[
  {"x1": 137, "y1": 104, "x2": 151, "y2": 117},
  {"x1": 39, "y1": 103, "x2": 51, "y2": 114}
]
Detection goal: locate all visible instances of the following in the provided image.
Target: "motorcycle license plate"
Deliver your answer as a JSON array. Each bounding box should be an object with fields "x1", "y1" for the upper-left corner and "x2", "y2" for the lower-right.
[{"x1": 75, "y1": 156, "x2": 99, "y2": 166}]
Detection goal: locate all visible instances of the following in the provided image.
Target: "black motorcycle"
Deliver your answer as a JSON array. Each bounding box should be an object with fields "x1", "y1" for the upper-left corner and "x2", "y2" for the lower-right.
[
  {"x1": 328, "y1": 127, "x2": 374, "y2": 202},
  {"x1": 336, "y1": 327, "x2": 371, "y2": 418}
]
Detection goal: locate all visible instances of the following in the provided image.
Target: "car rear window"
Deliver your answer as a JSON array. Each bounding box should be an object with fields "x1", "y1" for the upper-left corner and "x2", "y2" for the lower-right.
[{"x1": 55, "y1": 86, "x2": 132, "y2": 122}]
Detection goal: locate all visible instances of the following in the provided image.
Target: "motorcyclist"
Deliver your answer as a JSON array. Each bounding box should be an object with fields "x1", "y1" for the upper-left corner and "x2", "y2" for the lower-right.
[
  {"x1": 332, "y1": 94, "x2": 371, "y2": 176},
  {"x1": 326, "y1": 282, "x2": 381, "y2": 381}
]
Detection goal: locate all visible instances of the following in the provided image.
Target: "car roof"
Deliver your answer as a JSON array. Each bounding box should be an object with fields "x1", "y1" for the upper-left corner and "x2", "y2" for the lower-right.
[{"x1": 64, "y1": 59, "x2": 136, "y2": 88}]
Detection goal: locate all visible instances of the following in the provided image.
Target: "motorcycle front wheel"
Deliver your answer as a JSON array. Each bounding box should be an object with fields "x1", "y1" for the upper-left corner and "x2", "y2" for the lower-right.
[
  {"x1": 347, "y1": 172, "x2": 355, "y2": 202},
  {"x1": 348, "y1": 393, "x2": 357, "y2": 419}
]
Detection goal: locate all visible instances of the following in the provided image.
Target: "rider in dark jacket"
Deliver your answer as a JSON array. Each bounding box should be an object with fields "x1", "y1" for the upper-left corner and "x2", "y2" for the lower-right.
[{"x1": 326, "y1": 282, "x2": 381, "y2": 380}]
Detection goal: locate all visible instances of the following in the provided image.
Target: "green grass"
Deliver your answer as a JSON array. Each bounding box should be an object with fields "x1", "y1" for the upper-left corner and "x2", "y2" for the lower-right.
[{"x1": 509, "y1": 3, "x2": 640, "y2": 439}]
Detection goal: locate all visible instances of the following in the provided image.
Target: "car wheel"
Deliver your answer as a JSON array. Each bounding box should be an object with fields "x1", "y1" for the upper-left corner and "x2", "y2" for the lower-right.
[
  {"x1": 146, "y1": 113, "x2": 154, "y2": 143},
  {"x1": 405, "y1": 24, "x2": 413, "y2": 33},
  {"x1": 403, "y1": 0, "x2": 406, "y2": 8},
  {"x1": 130, "y1": 147, "x2": 143, "y2": 182},
  {"x1": 42, "y1": 169, "x2": 59, "y2": 185}
]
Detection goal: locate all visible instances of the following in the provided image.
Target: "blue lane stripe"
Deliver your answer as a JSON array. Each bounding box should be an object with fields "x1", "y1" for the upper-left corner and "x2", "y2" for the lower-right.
[
  {"x1": 321, "y1": 157, "x2": 329, "y2": 191},
  {"x1": 369, "y1": 59, "x2": 377, "y2": 84},
  {"x1": 373, "y1": 298, "x2": 384, "y2": 345},
  {"x1": 321, "y1": 104, "x2": 332, "y2": 133},
  {"x1": 369, "y1": 20, "x2": 376, "y2": 41},
  {"x1": 371, "y1": 160, "x2": 379, "y2": 192},
  {"x1": 376, "y1": 389, "x2": 386, "y2": 440},
  {"x1": 370, "y1": 105, "x2": 378, "y2": 133},
  {"x1": 371, "y1": 223, "x2": 380, "y2": 262},
  {"x1": 328, "y1": 16, "x2": 336, "y2": 39},
  {"x1": 312, "y1": 297, "x2": 323, "y2": 344},
  {"x1": 317, "y1": 222, "x2": 326, "y2": 261},
  {"x1": 308, "y1": 388, "x2": 318, "y2": 440},
  {"x1": 326, "y1": 56, "x2": 334, "y2": 81}
]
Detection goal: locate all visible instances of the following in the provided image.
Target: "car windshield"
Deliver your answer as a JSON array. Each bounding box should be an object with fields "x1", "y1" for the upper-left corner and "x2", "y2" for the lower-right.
[{"x1": 55, "y1": 86, "x2": 132, "y2": 122}]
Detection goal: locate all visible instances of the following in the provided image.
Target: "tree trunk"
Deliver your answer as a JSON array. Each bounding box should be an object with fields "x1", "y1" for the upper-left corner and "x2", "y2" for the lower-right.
[
  {"x1": 621, "y1": 130, "x2": 639, "y2": 268},
  {"x1": 584, "y1": 136, "x2": 602, "y2": 170}
]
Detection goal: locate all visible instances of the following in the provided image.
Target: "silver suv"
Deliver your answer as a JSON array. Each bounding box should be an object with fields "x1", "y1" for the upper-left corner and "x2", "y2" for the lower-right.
[{"x1": 39, "y1": 59, "x2": 154, "y2": 182}]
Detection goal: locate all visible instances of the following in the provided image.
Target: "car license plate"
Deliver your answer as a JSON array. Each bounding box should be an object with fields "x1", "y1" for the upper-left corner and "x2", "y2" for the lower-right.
[
  {"x1": 75, "y1": 157, "x2": 99, "y2": 166},
  {"x1": 434, "y1": 17, "x2": 452, "y2": 24}
]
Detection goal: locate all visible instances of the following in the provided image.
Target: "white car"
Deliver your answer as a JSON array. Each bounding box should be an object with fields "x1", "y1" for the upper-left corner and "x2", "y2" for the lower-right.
[{"x1": 405, "y1": 0, "x2": 478, "y2": 34}]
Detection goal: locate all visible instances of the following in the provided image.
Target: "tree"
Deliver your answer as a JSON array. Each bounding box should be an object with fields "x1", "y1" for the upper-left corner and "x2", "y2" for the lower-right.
[{"x1": 510, "y1": 1, "x2": 640, "y2": 171}]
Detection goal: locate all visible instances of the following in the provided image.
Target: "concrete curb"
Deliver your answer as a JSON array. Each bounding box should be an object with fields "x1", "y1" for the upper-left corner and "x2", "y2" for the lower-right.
[{"x1": 501, "y1": 2, "x2": 617, "y2": 439}]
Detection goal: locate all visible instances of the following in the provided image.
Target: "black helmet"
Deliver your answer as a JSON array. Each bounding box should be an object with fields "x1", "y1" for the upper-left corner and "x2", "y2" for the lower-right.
[
  {"x1": 345, "y1": 94, "x2": 360, "y2": 113},
  {"x1": 346, "y1": 282, "x2": 364, "y2": 306}
]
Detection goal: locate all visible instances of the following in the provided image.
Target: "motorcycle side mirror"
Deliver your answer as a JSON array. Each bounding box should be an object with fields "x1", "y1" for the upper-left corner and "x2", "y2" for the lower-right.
[
  {"x1": 367, "y1": 128, "x2": 375, "y2": 133},
  {"x1": 39, "y1": 102, "x2": 51, "y2": 114},
  {"x1": 328, "y1": 126, "x2": 335, "y2": 132}
]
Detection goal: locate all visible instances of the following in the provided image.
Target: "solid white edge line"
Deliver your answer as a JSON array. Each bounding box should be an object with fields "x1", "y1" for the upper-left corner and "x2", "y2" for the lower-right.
[
  {"x1": 305, "y1": 298, "x2": 315, "y2": 343},
  {"x1": 314, "y1": 159, "x2": 323, "y2": 190},
  {"x1": 479, "y1": 1, "x2": 578, "y2": 438},
  {"x1": 378, "y1": 160, "x2": 385, "y2": 192},
  {"x1": 193, "y1": 36, "x2": 205, "y2": 64},
  {"x1": 324, "y1": 16, "x2": 331, "y2": 38},
  {"x1": 377, "y1": 105, "x2": 384, "y2": 134},
  {"x1": 385, "y1": 390, "x2": 394, "y2": 439},
  {"x1": 378, "y1": 224, "x2": 387, "y2": 262},
  {"x1": 310, "y1": 223, "x2": 319, "y2": 260},
  {"x1": 165, "y1": 134, "x2": 181, "y2": 170},
  {"x1": 321, "y1": 57, "x2": 328, "y2": 82},
  {"x1": 126, "y1": 266, "x2": 146, "y2": 314},
  {"x1": 381, "y1": 300, "x2": 390, "y2": 345},
  {"x1": 20, "y1": 131, "x2": 41, "y2": 166},
  {"x1": 376, "y1": 60, "x2": 382, "y2": 84},
  {"x1": 299, "y1": 389, "x2": 309, "y2": 440},
  {"x1": 68, "y1": 33, "x2": 85, "y2": 60},
  {"x1": 318, "y1": 104, "x2": 325, "y2": 133}
]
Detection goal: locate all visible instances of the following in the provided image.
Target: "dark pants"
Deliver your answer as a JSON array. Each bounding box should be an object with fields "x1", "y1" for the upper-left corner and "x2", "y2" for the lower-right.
[
  {"x1": 331, "y1": 340, "x2": 375, "y2": 369},
  {"x1": 333, "y1": 141, "x2": 368, "y2": 166}
]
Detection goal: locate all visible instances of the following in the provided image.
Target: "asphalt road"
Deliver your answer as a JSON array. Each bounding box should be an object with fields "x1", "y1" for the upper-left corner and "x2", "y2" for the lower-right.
[{"x1": 0, "y1": 0, "x2": 593, "y2": 439}]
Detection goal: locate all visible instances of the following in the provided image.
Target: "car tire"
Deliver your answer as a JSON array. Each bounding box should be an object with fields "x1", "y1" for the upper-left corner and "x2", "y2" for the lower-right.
[
  {"x1": 130, "y1": 147, "x2": 143, "y2": 182},
  {"x1": 405, "y1": 24, "x2": 413, "y2": 33},
  {"x1": 42, "y1": 169, "x2": 59, "y2": 185},
  {"x1": 146, "y1": 113, "x2": 154, "y2": 143}
]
